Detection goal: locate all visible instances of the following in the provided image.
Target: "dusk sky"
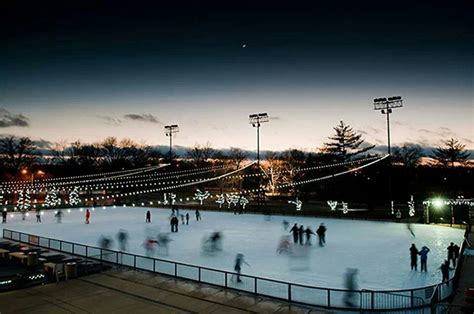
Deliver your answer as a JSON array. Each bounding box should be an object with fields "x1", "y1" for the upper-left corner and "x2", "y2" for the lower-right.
[{"x1": 1, "y1": 1, "x2": 472, "y2": 152}]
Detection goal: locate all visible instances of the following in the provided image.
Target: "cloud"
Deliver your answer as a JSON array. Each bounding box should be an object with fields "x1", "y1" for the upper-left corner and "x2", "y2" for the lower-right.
[
  {"x1": 123, "y1": 113, "x2": 161, "y2": 124},
  {"x1": 270, "y1": 116, "x2": 281, "y2": 121},
  {"x1": 0, "y1": 108, "x2": 29, "y2": 128},
  {"x1": 100, "y1": 116, "x2": 122, "y2": 126},
  {"x1": 33, "y1": 139, "x2": 53, "y2": 149}
]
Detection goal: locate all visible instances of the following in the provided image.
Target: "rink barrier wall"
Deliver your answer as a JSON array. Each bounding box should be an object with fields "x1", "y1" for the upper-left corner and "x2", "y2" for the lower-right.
[{"x1": 1, "y1": 229, "x2": 458, "y2": 311}]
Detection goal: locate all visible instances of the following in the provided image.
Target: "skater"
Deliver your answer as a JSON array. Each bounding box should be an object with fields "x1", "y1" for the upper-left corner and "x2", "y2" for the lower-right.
[
  {"x1": 419, "y1": 246, "x2": 430, "y2": 272},
  {"x1": 289, "y1": 223, "x2": 299, "y2": 244},
  {"x1": 407, "y1": 223, "x2": 416, "y2": 238},
  {"x1": 2, "y1": 209, "x2": 7, "y2": 223},
  {"x1": 117, "y1": 229, "x2": 128, "y2": 251},
  {"x1": 440, "y1": 260, "x2": 453, "y2": 285},
  {"x1": 410, "y1": 243, "x2": 419, "y2": 270},
  {"x1": 298, "y1": 225, "x2": 304, "y2": 245},
  {"x1": 157, "y1": 233, "x2": 171, "y2": 255},
  {"x1": 186, "y1": 213, "x2": 189, "y2": 225},
  {"x1": 85, "y1": 208, "x2": 91, "y2": 224},
  {"x1": 282, "y1": 220, "x2": 289, "y2": 230},
  {"x1": 143, "y1": 237, "x2": 158, "y2": 257},
  {"x1": 209, "y1": 232, "x2": 222, "y2": 252},
  {"x1": 343, "y1": 268, "x2": 358, "y2": 308},
  {"x1": 180, "y1": 214, "x2": 185, "y2": 225},
  {"x1": 171, "y1": 216, "x2": 179, "y2": 232},
  {"x1": 277, "y1": 235, "x2": 291, "y2": 254},
  {"x1": 99, "y1": 236, "x2": 112, "y2": 250},
  {"x1": 447, "y1": 242, "x2": 456, "y2": 267},
  {"x1": 304, "y1": 226, "x2": 314, "y2": 246},
  {"x1": 55, "y1": 209, "x2": 63, "y2": 223},
  {"x1": 233, "y1": 253, "x2": 249, "y2": 283},
  {"x1": 316, "y1": 223, "x2": 327, "y2": 247},
  {"x1": 195, "y1": 209, "x2": 201, "y2": 221},
  {"x1": 145, "y1": 210, "x2": 151, "y2": 223},
  {"x1": 36, "y1": 209, "x2": 41, "y2": 222},
  {"x1": 22, "y1": 210, "x2": 26, "y2": 221}
]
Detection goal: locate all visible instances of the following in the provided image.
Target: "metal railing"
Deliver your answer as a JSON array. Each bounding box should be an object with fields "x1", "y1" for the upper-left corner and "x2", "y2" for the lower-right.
[{"x1": 2, "y1": 228, "x2": 456, "y2": 311}]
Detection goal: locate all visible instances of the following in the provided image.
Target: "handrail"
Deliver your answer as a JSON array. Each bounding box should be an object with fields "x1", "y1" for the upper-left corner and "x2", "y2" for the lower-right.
[{"x1": 1, "y1": 228, "x2": 458, "y2": 311}]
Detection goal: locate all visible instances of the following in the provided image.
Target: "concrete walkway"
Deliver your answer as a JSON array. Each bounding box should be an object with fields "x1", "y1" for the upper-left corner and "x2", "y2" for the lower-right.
[
  {"x1": 451, "y1": 227, "x2": 474, "y2": 310},
  {"x1": 0, "y1": 268, "x2": 331, "y2": 313}
]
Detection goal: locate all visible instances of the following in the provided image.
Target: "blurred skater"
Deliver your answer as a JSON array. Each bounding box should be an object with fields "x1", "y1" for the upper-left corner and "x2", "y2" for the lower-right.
[
  {"x1": 407, "y1": 223, "x2": 415, "y2": 238},
  {"x1": 36, "y1": 209, "x2": 41, "y2": 222},
  {"x1": 453, "y1": 243, "x2": 460, "y2": 266},
  {"x1": 419, "y1": 246, "x2": 430, "y2": 272},
  {"x1": 2, "y1": 209, "x2": 6, "y2": 224},
  {"x1": 316, "y1": 223, "x2": 327, "y2": 247},
  {"x1": 117, "y1": 229, "x2": 128, "y2": 251},
  {"x1": 298, "y1": 225, "x2": 304, "y2": 245},
  {"x1": 410, "y1": 243, "x2": 419, "y2": 270},
  {"x1": 282, "y1": 220, "x2": 289, "y2": 230},
  {"x1": 143, "y1": 237, "x2": 158, "y2": 257},
  {"x1": 210, "y1": 232, "x2": 222, "y2": 252},
  {"x1": 186, "y1": 213, "x2": 189, "y2": 225},
  {"x1": 146, "y1": 210, "x2": 151, "y2": 223},
  {"x1": 290, "y1": 223, "x2": 299, "y2": 244},
  {"x1": 99, "y1": 236, "x2": 112, "y2": 250},
  {"x1": 180, "y1": 214, "x2": 185, "y2": 225},
  {"x1": 157, "y1": 233, "x2": 171, "y2": 255},
  {"x1": 343, "y1": 268, "x2": 358, "y2": 308},
  {"x1": 85, "y1": 208, "x2": 91, "y2": 224},
  {"x1": 233, "y1": 253, "x2": 249, "y2": 283},
  {"x1": 277, "y1": 235, "x2": 291, "y2": 254},
  {"x1": 304, "y1": 226, "x2": 314, "y2": 246},
  {"x1": 55, "y1": 209, "x2": 63, "y2": 223},
  {"x1": 195, "y1": 209, "x2": 201, "y2": 221}
]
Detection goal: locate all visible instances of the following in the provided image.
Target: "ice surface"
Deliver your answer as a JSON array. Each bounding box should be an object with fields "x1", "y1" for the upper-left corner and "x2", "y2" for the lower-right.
[{"x1": 1, "y1": 207, "x2": 464, "y2": 291}]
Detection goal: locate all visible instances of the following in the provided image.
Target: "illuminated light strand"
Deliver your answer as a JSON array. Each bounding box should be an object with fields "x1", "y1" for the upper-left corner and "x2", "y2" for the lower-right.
[
  {"x1": 81, "y1": 161, "x2": 257, "y2": 203},
  {"x1": 3, "y1": 164, "x2": 230, "y2": 190},
  {"x1": 0, "y1": 167, "x2": 239, "y2": 194}
]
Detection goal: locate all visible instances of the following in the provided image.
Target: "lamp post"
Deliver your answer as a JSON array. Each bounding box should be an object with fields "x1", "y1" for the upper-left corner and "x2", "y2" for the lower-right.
[
  {"x1": 249, "y1": 113, "x2": 269, "y2": 211},
  {"x1": 21, "y1": 169, "x2": 45, "y2": 184},
  {"x1": 373, "y1": 96, "x2": 403, "y2": 212},
  {"x1": 164, "y1": 124, "x2": 179, "y2": 164}
]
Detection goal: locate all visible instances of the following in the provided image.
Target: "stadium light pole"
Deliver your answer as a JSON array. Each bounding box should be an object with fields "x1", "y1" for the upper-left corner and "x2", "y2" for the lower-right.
[
  {"x1": 373, "y1": 96, "x2": 403, "y2": 214},
  {"x1": 249, "y1": 113, "x2": 269, "y2": 212},
  {"x1": 164, "y1": 124, "x2": 179, "y2": 164}
]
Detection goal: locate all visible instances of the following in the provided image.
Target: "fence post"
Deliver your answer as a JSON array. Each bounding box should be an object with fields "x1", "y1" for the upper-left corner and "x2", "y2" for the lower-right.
[
  {"x1": 100, "y1": 249, "x2": 103, "y2": 260},
  {"x1": 48, "y1": 238, "x2": 51, "y2": 248},
  {"x1": 175, "y1": 263, "x2": 178, "y2": 276},
  {"x1": 86, "y1": 246, "x2": 88, "y2": 257},
  {"x1": 254, "y1": 278, "x2": 257, "y2": 293},
  {"x1": 371, "y1": 290, "x2": 374, "y2": 310},
  {"x1": 225, "y1": 271, "x2": 228, "y2": 287},
  {"x1": 153, "y1": 259, "x2": 156, "y2": 272},
  {"x1": 134, "y1": 255, "x2": 136, "y2": 268},
  {"x1": 410, "y1": 290, "x2": 414, "y2": 307},
  {"x1": 327, "y1": 289, "x2": 330, "y2": 307},
  {"x1": 60, "y1": 241, "x2": 62, "y2": 251},
  {"x1": 198, "y1": 267, "x2": 201, "y2": 282}
]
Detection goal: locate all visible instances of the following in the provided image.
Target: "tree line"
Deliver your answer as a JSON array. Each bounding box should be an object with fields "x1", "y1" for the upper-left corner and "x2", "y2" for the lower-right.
[{"x1": 0, "y1": 121, "x2": 471, "y2": 181}]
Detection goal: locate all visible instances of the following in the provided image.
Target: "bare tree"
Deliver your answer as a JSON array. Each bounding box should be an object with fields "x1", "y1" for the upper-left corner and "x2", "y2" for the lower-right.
[
  {"x1": 227, "y1": 147, "x2": 247, "y2": 168},
  {"x1": 0, "y1": 136, "x2": 38, "y2": 170},
  {"x1": 392, "y1": 144, "x2": 423, "y2": 167}
]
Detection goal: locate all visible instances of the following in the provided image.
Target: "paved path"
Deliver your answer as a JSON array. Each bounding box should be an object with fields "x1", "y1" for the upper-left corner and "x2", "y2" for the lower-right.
[
  {"x1": 0, "y1": 268, "x2": 331, "y2": 313},
  {"x1": 451, "y1": 227, "x2": 474, "y2": 311}
]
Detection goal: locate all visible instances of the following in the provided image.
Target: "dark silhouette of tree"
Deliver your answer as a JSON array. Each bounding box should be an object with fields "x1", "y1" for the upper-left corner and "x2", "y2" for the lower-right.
[
  {"x1": 186, "y1": 142, "x2": 215, "y2": 166},
  {"x1": 322, "y1": 121, "x2": 374, "y2": 161},
  {"x1": 432, "y1": 138, "x2": 470, "y2": 167},
  {"x1": 392, "y1": 144, "x2": 422, "y2": 167},
  {"x1": 227, "y1": 147, "x2": 247, "y2": 168},
  {"x1": 0, "y1": 136, "x2": 38, "y2": 171}
]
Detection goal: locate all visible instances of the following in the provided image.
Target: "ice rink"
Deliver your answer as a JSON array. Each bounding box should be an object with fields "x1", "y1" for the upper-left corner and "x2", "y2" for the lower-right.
[{"x1": 1, "y1": 206, "x2": 464, "y2": 290}]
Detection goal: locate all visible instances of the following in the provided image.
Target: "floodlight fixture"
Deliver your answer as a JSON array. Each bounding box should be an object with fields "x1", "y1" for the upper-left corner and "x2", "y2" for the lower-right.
[
  {"x1": 249, "y1": 112, "x2": 269, "y2": 211},
  {"x1": 164, "y1": 124, "x2": 179, "y2": 163}
]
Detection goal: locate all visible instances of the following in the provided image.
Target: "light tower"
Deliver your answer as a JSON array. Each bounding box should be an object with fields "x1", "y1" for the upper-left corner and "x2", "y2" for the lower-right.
[
  {"x1": 249, "y1": 113, "x2": 269, "y2": 211},
  {"x1": 373, "y1": 96, "x2": 403, "y2": 213},
  {"x1": 373, "y1": 96, "x2": 403, "y2": 155},
  {"x1": 164, "y1": 124, "x2": 179, "y2": 164}
]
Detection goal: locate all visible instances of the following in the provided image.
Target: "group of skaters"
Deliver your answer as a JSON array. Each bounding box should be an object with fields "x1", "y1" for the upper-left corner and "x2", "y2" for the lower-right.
[
  {"x1": 409, "y1": 242, "x2": 460, "y2": 285},
  {"x1": 287, "y1": 222, "x2": 327, "y2": 247}
]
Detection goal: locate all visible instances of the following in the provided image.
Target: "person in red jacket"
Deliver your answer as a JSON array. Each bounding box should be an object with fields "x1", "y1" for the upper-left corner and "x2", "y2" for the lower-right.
[{"x1": 85, "y1": 209, "x2": 91, "y2": 224}]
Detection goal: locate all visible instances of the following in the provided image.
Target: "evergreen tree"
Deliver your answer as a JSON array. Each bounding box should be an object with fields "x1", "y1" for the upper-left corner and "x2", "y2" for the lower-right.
[
  {"x1": 24, "y1": 189, "x2": 31, "y2": 211},
  {"x1": 322, "y1": 121, "x2": 375, "y2": 161},
  {"x1": 45, "y1": 188, "x2": 59, "y2": 208},
  {"x1": 432, "y1": 138, "x2": 470, "y2": 167},
  {"x1": 17, "y1": 190, "x2": 24, "y2": 212}
]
